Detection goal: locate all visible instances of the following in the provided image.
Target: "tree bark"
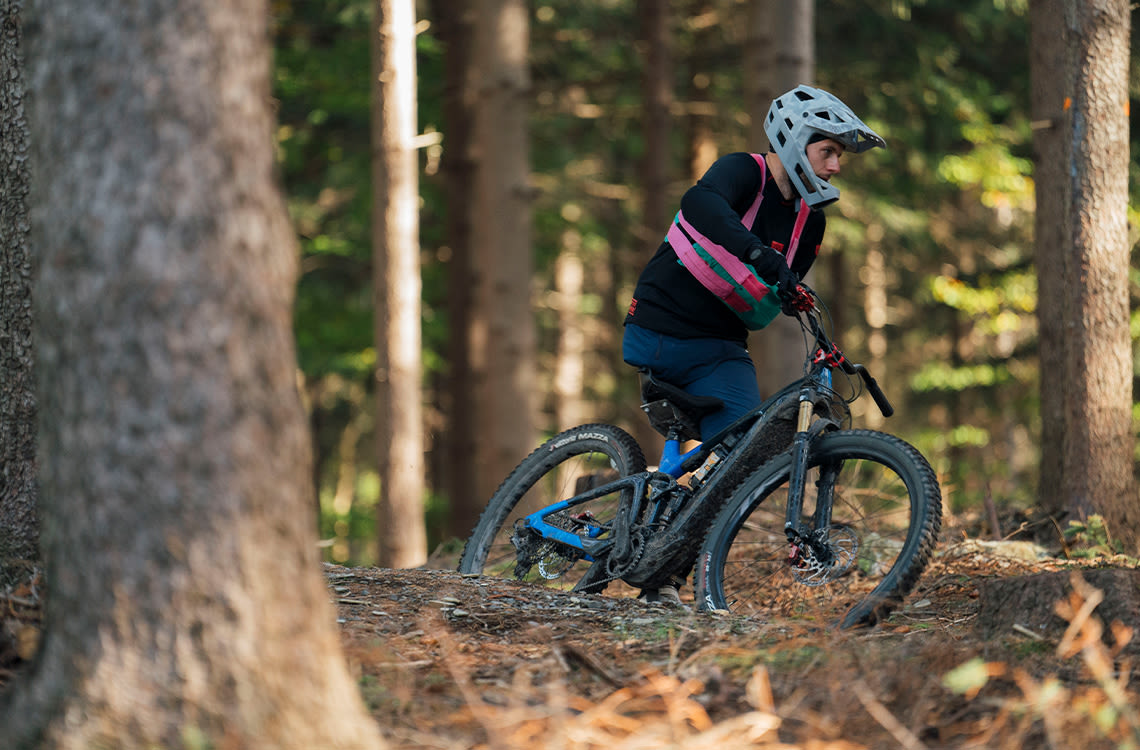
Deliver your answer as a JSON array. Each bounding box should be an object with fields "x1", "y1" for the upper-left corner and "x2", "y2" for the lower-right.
[
  {"x1": 1029, "y1": 0, "x2": 1070, "y2": 520},
  {"x1": 0, "y1": 0, "x2": 38, "y2": 570},
  {"x1": 0, "y1": 1, "x2": 386, "y2": 746},
  {"x1": 372, "y1": 0, "x2": 427, "y2": 568},
  {"x1": 471, "y1": 0, "x2": 536, "y2": 503},
  {"x1": 553, "y1": 237, "x2": 585, "y2": 431},
  {"x1": 630, "y1": 0, "x2": 672, "y2": 460},
  {"x1": 432, "y1": 0, "x2": 481, "y2": 542},
  {"x1": 1059, "y1": 0, "x2": 1137, "y2": 547},
  {"x1": 747, "y1": 0, "x2": 816, "y2": 399}
]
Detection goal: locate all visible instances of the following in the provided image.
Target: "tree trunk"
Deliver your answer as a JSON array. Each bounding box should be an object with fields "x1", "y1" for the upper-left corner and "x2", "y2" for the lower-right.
[
  {"x1": 0, "y1": 0, "x2": 38, "y2": 570},
  {"x1": 372, "y1": 0, "x2": 427, "y2": 568},
  {"x1": 471, "y1": 0, "x2": 536, "y2": 503},
  {"x1": 632, "y1": 0, "x2": 671, "y2": 459},
  {"x1": 554, "y1": 237, "x2": 585, "y2": 431},
  {"x1": 432, "y1": 0, "x2": 481, "y2": 542},
  {"x1": 0, "y1": 1, "x2": 386, "y2": 747},
  {"x1": 861, "y1": 241, "x2": 888, "y2": 430},
  {"x1": 1030, "y1": 0, "x2": 1070, "y2": 519},
  {"x1": 1059, "y1": 0, "x2": 1136, "y2": 547},
  {"x1": 638, "y1": 0, "x2": 672, "y2": 247},
  {"x1": 747, "y1": 0, "x2": 815, "y2": 399}
]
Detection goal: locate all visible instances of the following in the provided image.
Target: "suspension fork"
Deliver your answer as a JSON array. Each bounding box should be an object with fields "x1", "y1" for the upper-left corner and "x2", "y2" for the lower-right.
[
  {"x1": 810, "y1": 460, "x2": 841, "y2": 531},
  {"x1": 784, "y1": 384, "x2": 845, "y2": 561},
  {"x1": 783, "y1": 386, "x2": 816, "y2": 545}
]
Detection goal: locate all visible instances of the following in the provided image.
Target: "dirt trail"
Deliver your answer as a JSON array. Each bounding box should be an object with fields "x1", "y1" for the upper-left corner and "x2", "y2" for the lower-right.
[
  {"x1": 330, "y1": 544, "x2": 1140, "y2": 749},
  {"x1": 4, "y1": 541, "x2": 1137, "y2": 748}
]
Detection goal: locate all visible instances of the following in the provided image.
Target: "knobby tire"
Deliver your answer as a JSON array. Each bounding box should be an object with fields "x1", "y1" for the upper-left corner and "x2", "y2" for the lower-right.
[
  {"x1": 457, "y1": 424, "x2": 647, "y2": 594},
  {"x1": 694, "y1": 429, "x2": 941, "y2": 629}
]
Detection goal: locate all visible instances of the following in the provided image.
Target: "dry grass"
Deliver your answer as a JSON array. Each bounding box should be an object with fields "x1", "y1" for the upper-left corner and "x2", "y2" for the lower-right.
[
  {"x1": 367, "y1": 569, "x2": 1139, "y2": 750},
  {"x1": 5, "y1": 558, "x2": 1139, "y2": 749}
]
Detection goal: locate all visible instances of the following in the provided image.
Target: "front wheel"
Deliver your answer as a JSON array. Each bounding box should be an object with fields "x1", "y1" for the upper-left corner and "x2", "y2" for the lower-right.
[
  {"x1": 694, "y1": 430, "x2": 941, "y2": 628},
  {"x1": 458, "y1": 424, "x2": 647, "y2": 593}
]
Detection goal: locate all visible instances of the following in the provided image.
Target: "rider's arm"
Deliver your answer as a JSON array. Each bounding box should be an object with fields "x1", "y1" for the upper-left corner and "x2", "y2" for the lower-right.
[{"x1": 678, "y1": 152, "x2": 766, "y2": 259}]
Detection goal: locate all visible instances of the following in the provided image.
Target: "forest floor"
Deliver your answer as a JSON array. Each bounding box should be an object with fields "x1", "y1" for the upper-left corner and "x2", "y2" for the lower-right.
[
  {"x1": 4, "y1": 521, "x2": 1140, "y2": 749},
  {"x1": 333, "y1": 525, "x2": 1140, "y2": 750}
]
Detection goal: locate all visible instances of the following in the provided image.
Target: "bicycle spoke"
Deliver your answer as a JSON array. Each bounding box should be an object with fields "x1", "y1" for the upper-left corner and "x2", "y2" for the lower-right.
[{"x1": 699, "y1": 430, "x2": 940, "y2": 627}]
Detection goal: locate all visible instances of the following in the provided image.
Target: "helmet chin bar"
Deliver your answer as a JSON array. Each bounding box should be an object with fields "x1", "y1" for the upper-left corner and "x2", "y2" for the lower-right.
[{"x1": 791, "y1": 163, "x2": 839, "y2": 210}]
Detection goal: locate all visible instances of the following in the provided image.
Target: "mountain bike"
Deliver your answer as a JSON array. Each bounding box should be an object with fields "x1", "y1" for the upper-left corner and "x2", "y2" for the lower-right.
[{"x1": 458, "y1": 286, "x2": 942, "y2": 628}]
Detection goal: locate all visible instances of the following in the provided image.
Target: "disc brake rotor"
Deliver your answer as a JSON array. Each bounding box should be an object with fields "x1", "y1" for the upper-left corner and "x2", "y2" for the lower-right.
[{"x1": 790, "y1": 524, "x2": 859, "y2": 586}]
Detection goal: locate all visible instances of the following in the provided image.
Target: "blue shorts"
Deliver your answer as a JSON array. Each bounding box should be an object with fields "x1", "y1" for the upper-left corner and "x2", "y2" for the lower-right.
[{"x1": 622, "y1": 324, "x2": 761, "y2": 440}]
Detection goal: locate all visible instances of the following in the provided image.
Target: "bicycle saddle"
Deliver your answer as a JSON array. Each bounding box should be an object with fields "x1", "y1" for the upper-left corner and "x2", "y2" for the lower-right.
[{"x1": 638, "y1": 371, "x2": 724, "y2": 442}]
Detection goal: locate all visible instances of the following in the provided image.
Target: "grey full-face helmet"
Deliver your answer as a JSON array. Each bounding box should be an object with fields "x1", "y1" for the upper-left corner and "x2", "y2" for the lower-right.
[{"x1": 764, "y1": 85, "x2": 886, "y2": 209}]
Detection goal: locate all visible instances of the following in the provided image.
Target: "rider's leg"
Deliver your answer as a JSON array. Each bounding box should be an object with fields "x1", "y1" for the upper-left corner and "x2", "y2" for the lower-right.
[
  {"x1": 622, "y1": 324, "x2": 761, "y2": 441},
  {"x1": 679, "y1": 348, "x2": 761, "y2": 439}
]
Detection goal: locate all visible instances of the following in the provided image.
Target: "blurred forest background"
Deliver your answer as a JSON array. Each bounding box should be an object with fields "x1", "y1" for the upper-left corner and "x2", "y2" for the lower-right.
[{"x1": 271, "y1": 0, "x2": 1140, "y2": 566}]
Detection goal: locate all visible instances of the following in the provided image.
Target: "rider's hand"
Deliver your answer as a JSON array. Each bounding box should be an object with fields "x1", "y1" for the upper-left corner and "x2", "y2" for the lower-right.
[
  {"x1": 780, "y1": 284, "x2": 814, "y2": 316},
  {"x1": 746, "y1": 242, "x2": 799, "y2": 290}
]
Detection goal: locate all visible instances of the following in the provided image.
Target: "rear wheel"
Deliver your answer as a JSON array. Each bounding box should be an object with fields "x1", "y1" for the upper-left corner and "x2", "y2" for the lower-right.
[
  {"x1": 694, "y1": 430, "x2": 941, "y2": 628},
  {"x1": 458, "y1": 424, "x2": 647, "y2": 593}
]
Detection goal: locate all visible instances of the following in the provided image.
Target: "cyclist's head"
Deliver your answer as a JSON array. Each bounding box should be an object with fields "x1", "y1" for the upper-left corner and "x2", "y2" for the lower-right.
[{"x1": 764, "y1": 85, "x2": 885, "y2": 209}]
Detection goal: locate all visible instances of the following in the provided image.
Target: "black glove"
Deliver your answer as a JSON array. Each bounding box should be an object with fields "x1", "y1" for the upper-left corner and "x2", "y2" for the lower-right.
[
  {"x1": 745, "y1": 241, "x2": 798, "y2": 293},
  {"x1": 780, "y1": 284, "x2": 815, "y2": 316}
]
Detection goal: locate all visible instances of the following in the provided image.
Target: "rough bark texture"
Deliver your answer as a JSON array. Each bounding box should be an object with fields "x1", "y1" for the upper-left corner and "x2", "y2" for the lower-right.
[
  {"x1": 0, "y1": 1, "x2": 386, "y2": 747},
  {"x1": 0, "y1": 0, "x2": 38, "y2": 570},
  {"x1": 372, "y1": 0, "x2": 427, "y2": 568},
  {"x1": 1029, "y1": 0, "x2": 1070, "y2": 520},
  {"x1": 1059, "y1": 0, "x2": 1137, "y2": 545},
  {"x1": 471, "y1": 0, "x2": 537, "y2": 503}
]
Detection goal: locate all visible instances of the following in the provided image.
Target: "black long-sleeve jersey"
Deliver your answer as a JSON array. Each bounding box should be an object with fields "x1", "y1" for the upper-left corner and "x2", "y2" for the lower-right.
[{"x1": 624, "y1": 151, "x2": 827, "y2": 344}]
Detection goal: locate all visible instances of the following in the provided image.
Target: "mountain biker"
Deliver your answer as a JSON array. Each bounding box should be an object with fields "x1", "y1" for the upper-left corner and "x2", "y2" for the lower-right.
[{"x1": 622, "y1": 84, "x2": 885, "y2": 605}]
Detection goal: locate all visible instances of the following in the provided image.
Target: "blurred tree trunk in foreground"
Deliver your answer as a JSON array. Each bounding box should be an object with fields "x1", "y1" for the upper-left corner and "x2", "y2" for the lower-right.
[
  {"x1": 373, "y1": 0, "x2": 427, "y2": 567},
  {"x1": 0, "y1": 0, "x2": 38, "y2": 574},
  {"x1": 0, "y1": 1, "x2": 386, "y2": 747}
]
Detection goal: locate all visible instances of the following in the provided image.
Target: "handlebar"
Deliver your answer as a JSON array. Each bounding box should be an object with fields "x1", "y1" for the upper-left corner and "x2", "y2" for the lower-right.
[
  {"x1": 795, "y1": 285, "x2": 894, "y2": 419},
  {"x1": 847, "y1": 362, "x2": 894, "y2": 418}
]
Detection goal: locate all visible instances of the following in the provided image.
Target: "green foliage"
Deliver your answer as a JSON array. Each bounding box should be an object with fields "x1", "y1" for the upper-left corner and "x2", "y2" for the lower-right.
[
  {"x1": 274, "y1": 1, "x2": 1139, "y2": 560},
  {"x1": 1063, "y1": 515, "x2": 1125, "y2": 559}
]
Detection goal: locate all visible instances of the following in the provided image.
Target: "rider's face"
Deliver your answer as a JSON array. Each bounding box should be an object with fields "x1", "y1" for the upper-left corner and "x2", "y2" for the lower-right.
[{"x1": 806, "y1": 139, "x2": 845, "y2": 181}]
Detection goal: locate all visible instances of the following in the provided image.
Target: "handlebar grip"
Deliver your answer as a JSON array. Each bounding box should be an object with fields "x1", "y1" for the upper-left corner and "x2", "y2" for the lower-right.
[{"x1": 854, "y1": 365, "x2": 894, "y2": 418}]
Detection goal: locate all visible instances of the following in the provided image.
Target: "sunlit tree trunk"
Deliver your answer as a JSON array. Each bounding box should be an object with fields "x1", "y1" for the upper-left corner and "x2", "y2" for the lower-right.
[
  {"x1": 372, "y1": 0, "x2": 427, "y2": 567},
  {"x1": 432, "y1": 0, "x2": 481, "y2": 542},
  {"x1": 747, "y1": 0, "x2": 814, "y2": 399},
  {"x1": 861, "y1": 241, "x2": 888, "y2": 430},
  {"x1": 0, "y1": 1, "x2": 386, "y2": 746},
  {"x1": 1030, "y1": 0, "x2": 1069, "y2": 518},
  {"x1": 0, "y1": 0, "x2": 37, "y2": 571},
  {"x1": 1057, "y1": 0, "x2": 1137, "y2": 546},
  {"x1": 471, "y1": 0, "x2": 536, "y2": 503},
  {"x1": 554, "y1": 237, "x2": 585, "y2": 431}
]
